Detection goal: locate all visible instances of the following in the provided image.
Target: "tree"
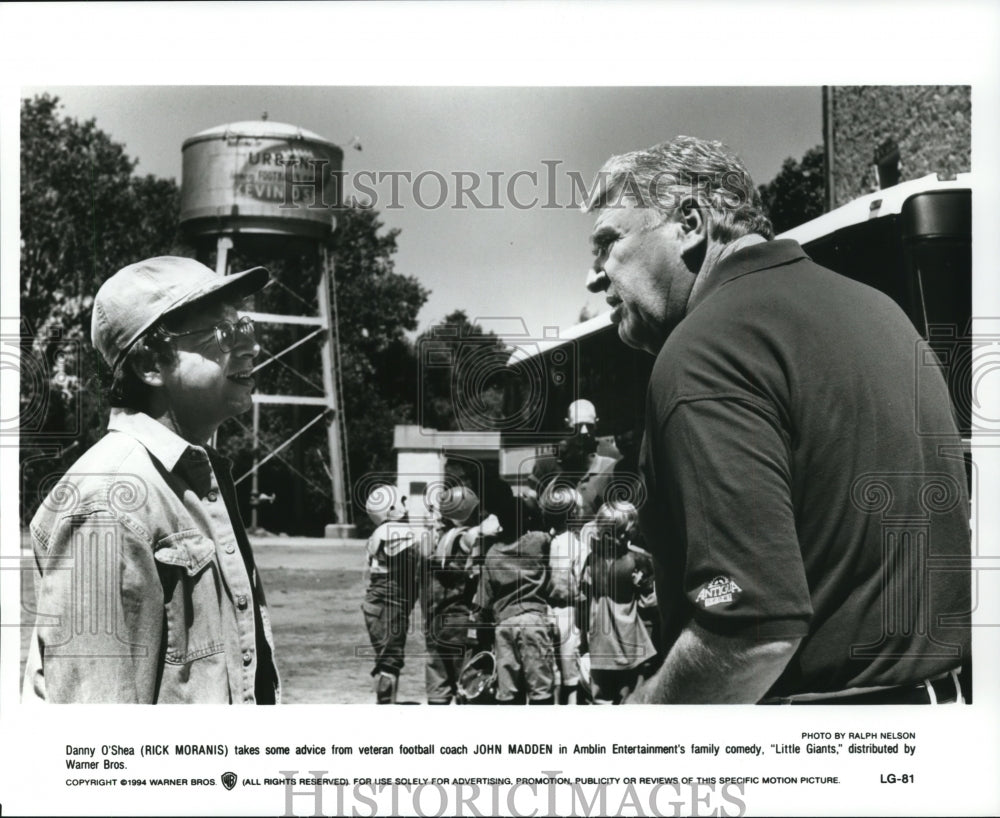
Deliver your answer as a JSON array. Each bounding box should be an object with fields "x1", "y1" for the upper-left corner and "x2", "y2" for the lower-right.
[
  {"x1": 758, "y1": 145, "x2": 826, "y2": 234},
  {"x1": 415, "y1": 310, "x2": 508, "y2": 432},
  {"x1": 20, "y1": 95, "x2": 181, "y2": 523}
]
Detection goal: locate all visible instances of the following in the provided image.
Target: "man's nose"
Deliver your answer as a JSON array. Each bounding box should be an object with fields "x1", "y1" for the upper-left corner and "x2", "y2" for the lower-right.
[
  {"x1": 235, "y1": 336, "x2": 261, "y2": 360},
  {"x1": 587, "y1": 265, "x2": 609, "y2": 293}
]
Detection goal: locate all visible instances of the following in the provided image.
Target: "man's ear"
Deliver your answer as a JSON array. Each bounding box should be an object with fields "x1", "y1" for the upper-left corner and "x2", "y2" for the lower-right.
[
  {"x1": 673, "y1": 195, "x2": 708, "y2": 273},
  {"x1": 675, "y1": 195, "x2": 708, "y2": 253},
  {"x1": 128, "y1": 345, "x2": 165, "y2": 388}
]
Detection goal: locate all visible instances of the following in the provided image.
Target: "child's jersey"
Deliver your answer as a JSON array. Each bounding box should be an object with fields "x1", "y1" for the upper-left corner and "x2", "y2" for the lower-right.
[
  {"x1": 582, "y1": 543, "x2": 655, "y2": 670},
  {"x1": 426, "y1": 525, "x2": 479, "y2": 614},
  {"x1": 482, "y1": 531, "x2": 551, "y2": 623},
  {"x1": 548, "y1": 529, "x2": 587, "y2": 607},
  {"x1": 366, "y1": 521, "x2": 421, "y2": 605}
]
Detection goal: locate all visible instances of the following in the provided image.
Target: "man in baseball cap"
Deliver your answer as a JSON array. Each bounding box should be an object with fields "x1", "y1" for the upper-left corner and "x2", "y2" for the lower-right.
[{"x1": 23, "y1": 256, "x2": 280, "y2": 704}]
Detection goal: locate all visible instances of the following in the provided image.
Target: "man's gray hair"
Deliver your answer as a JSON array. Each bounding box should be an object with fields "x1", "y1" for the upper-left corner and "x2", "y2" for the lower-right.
[{"x1": 585, "y1": 135, "x2": 774, "y2": 242}]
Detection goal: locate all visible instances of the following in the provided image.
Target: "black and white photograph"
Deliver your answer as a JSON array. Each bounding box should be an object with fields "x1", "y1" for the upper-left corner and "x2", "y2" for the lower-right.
[{"x1": 1, "y1": 2, "x2": 998, "y2": 817}]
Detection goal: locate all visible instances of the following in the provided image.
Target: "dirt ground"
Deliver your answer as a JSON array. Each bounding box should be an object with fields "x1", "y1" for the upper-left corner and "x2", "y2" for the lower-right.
[
  {"x1": 254, "y1": 544, "x2": 428, "y2": 704},
  {"x1": 18, "y1": 541, "x2": 428, "y2": 704}
]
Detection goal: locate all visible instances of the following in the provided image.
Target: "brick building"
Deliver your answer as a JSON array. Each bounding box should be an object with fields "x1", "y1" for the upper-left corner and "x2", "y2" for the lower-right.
[{"x1": 824, "y1": 85, "x2": 971, "y2": 208}]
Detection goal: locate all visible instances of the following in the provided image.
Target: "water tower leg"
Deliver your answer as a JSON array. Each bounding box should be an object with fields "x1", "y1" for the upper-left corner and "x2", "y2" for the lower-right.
[
  {"x1": 250, "y1": 400, "x2": 261, "y2": 531},
  {"x1": 318, "y1": 263, "x2": 350, "y2": 532},
  {"x1": 208, "y1": 235, "x2": 236, "y2": 453},
  {"x1": 215, "y1": 236, "x2": 234, "y2": 276}
]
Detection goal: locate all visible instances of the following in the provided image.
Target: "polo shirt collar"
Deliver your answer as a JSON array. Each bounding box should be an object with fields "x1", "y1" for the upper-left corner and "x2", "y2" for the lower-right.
[
  {"x1": 107, "y1": 408, "x2": 209, "y2": 473},
  {"x1": 687, "y1": 238, "x2": 808, "y2": 313}
]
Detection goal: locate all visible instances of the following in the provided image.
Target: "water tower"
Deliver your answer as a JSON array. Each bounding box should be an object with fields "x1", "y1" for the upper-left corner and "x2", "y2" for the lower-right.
[{"x1": 179, "y1": 119, "x2": 352, "y2": 535}]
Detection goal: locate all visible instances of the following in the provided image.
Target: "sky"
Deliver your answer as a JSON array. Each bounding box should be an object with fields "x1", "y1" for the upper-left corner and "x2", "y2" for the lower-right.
[{"x1": 29, "y1": 86, "x2": 821, "y2": 341}]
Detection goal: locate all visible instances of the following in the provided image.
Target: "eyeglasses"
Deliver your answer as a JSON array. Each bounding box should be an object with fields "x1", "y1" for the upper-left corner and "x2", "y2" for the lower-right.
[{"x1": 162, "y1": 316, "x2": 256, "y2": 353}]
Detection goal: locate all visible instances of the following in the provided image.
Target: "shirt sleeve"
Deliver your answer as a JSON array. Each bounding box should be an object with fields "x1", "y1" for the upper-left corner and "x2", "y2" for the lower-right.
[
  {"x1": 23, "y1": 510, "x2": 164, "y2": 703},
  {"x1": 658, "y1": 397, "x2": 812, "y2": 639},
  {"x1": 546, "y1": 534, "x2": 573, "y2": 607},
  {"x1": 579, "y1": 553, "x2": 593, "y2": 600},
  {"x1": 364, "y1": 531, "x2": 385, "y2": 575}
]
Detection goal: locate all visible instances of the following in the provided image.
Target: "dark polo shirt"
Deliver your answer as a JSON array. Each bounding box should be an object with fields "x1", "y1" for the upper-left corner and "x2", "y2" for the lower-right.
[{"x1": 638, "y1": 239, "x2": 970, "y2": 696}]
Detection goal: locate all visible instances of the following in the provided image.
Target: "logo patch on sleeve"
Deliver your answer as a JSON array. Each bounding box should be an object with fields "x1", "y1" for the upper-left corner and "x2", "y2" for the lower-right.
[{"x1": 695, "y1": 576, "x2": 743, "y2": 608}]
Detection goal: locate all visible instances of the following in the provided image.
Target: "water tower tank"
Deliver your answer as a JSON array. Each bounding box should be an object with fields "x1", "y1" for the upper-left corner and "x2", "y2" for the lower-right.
[{"x1": 180, "y1": 121, "x2": 343, "y2": 240}]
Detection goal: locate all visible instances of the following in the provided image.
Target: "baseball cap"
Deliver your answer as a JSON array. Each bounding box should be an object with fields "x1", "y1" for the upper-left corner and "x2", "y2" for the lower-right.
[
  {"x1": 438, "y1": 486, "x2": 480, "y2": 525},
  {"x1": 91, "y1": 256, "x2": 270, "y2": 371}
]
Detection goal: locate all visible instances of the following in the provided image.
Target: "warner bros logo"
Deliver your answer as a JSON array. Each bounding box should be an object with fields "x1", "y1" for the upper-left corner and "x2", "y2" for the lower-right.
[{"x1": 221, "y1": 772, "x2": 238, "y2": 790}]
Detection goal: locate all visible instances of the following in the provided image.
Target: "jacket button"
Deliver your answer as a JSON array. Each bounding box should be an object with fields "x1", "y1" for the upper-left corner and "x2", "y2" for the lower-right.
[
  {"x1": 207, "y1": 491, "x2": 219, "y2": 502},
  {"x1": 243, "y1": 651, "x2": 253, "y2": 666},
  {"x1": 226, "y1": 544, "x2": 236, "y2": 555},
  {"x1": 237, "y1": 595, "x2": 249, "y2": 610}
]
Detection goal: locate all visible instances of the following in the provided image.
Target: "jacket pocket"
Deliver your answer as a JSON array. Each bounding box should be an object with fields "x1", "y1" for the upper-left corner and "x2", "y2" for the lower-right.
[{"x1": 154, "y1": 531, "x2": 226, "y2": 664}]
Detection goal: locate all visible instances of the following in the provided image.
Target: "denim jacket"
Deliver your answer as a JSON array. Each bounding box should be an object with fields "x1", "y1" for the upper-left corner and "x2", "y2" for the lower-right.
[{"x1": 23, "y1": 410, "x2": 280, "y2": 703}]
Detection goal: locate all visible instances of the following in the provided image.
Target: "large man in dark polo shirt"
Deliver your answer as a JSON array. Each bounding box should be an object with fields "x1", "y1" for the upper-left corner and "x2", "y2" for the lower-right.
[{"x1": 584, "y1": 135, "x2": 970, "y2": 703}]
